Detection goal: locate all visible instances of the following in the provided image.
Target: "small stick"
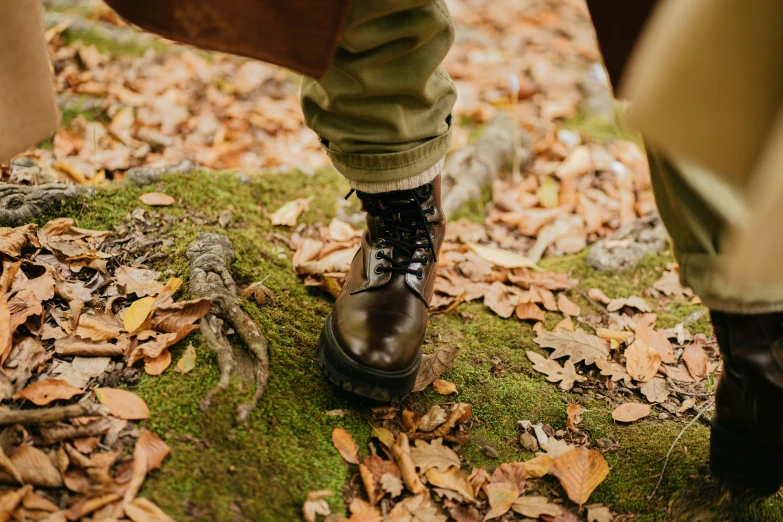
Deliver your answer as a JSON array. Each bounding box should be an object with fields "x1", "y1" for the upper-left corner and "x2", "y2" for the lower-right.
[
  {"x1": 0, "y1": 400, "x2": 101, "y2": 427},
  {"x1": 648, "y1": 399, "x2": 715, "y2": 499},
  {"x1": 666, "y1": 378, "x2": 714, "y2": 398},
  {"x1": 39, "y1": 417, "x2": 112, "y2": 444},
  {"x1": 581, "y1": 291, "x2": 611, "y2": 317}
]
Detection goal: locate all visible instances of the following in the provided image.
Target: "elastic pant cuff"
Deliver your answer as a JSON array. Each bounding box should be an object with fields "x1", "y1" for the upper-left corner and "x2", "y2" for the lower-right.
[
  {"x1": 349, "y1": 158, "x2": 443, "y2": 194},
  {"x1": 322, "y1": 128, "x2": 451, "y2": 187}
]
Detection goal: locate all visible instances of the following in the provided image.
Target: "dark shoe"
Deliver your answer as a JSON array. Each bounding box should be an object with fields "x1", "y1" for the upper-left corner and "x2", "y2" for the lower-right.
[
  {"x1": 317, "y1": 176, "x2": 445, "y2": 401},
  {"x1": 709, "y1": 311, "x2": 783, "y2": 495}
]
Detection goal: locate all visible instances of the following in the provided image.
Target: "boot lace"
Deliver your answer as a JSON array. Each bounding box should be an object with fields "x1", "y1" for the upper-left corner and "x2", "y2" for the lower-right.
[{"x1": 346, "y1": 184, "x2": 438, "y2": 279}]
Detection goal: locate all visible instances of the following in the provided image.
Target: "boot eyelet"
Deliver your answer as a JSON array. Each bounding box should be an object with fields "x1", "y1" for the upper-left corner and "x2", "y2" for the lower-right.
[
  {"x1": 421, "y1": 257, "x2": 429, "y2": 266},
  {"x1": 375, "y1": 250, "x2": 384, "y2": 259},
  {"x1": 416, "y1": 270, "x2": 424, "y2": 280},
  {"x1": 374, "y1": 265, "x2": 384, "y2": 274}
]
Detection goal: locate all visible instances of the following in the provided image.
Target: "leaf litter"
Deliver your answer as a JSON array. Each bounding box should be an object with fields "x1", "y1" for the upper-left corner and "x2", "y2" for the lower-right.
[{"x1": 0, "y1": 219, "x2": 208, "y2": 518}]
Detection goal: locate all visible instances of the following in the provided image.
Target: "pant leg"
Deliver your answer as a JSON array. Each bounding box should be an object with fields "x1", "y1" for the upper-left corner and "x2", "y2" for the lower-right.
[{"x1": 301, "y1": 0, "x2": 456, "y2": 193}]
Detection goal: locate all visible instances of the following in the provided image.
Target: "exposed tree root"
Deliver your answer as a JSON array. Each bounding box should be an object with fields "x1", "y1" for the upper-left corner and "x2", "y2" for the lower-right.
[
  {"x1": 187, "y1": 232, "x2": 269, "y2": 422},
  {"x1": 122, "y1": 160, "x2": 195, "y2": 185},
  {"x1": 0, "y1": 183, "x2": 91, "y2": 227}
]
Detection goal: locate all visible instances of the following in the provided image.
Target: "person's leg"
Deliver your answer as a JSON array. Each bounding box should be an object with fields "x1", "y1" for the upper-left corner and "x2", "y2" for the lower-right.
[{"x1": 301, "y1": 0, "x2": 456, "y2": 400}]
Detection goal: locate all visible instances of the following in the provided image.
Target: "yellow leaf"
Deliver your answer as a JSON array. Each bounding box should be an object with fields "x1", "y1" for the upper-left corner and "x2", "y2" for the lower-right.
[
  {"x1": 370, "y1": 425, "x2": 395, "y2": 448},
  {"x1": 331, "y1": 427, "x2": 359, "y2": 464},
  {"x1": 467, "y1": 243, "x2": 541, "y2": 270},
  {"x1": 432, "y1": 379, "x2": 457, "y2": 395},
  {"x1": 551, "y1": 447, "x2": 609, "y2": 507},
  {"x1": 624, "y1": 340, "x2": 661, "y2": 382},
  {"x1": 520, "y1": 455, "x2": 554, "y2": 478},
  {"x1": 123, "y1": 296, "x2": 156, "y2": 334}
]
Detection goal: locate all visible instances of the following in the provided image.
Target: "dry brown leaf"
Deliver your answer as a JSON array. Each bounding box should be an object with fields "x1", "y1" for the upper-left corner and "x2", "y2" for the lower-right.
[
  {"x1": 508, "y1": 270, "x2": 577, "y2": 291},
  {"x1": 388, "y1": 494, "x2": 445, "y2": 522},
  {"x1": 425, "y1": 467, "x2": 476, "y2": 502},
  {"x1": 551, "y1": 447, "x2": 609, "y2": 507},
  {"x1": 413, "y1": 346, "x2": 459, "y2": 392},
  {"x1": 370, "y1": 425, "x2": 395, "y2": 449},
  {"x1": 606, "y1": 296, "x2": 651, "y2": 313},
  {"x1": 682, "y1": 342, "x2": 708, "y2": 380},
  {"x1": 331, "y1": 427, "x2": 360, "y2": 465},
  {"x1": 139, "y1": 192, "x2": 176, "y2": 206},
  {"x1": 594, "y1": 359, "x2": 632, "y2": 385},
  {"x1": 625, "y1": 340, "x2": 661, "y2": 382},
  {"x1": 557, "y1": 294, "x2": 580, "y2": 317},
  {"x1": 596, "y1": 329, "x2": 633, "y2": 345},
  {"x1": 391, "y1": 433, "x2": 425, "y2": 495},
  {"x1": 512, "y1": 496, "x2": 563, "y2": 518},
  {"x1": 402, "y1": 410, "x2": 421, "y2": 433},
  {"x1": 483, "y1": 282, "x2": 516, "y2": 318},
  {"x1": 128, "y1": 324, "x2": 198, "y2": 366},
  {"x1": 587, "y1": 288, "x2": 612, "y2": 304},
  {"x1": 240, "y1": 281, "x2": 275, "y2": 306},
  {"x1": 640, "y1": 377, "x2": 670, "y2": 404},
  {"x1": 136, "y1": 429, "x2": 170, "y2": 471},
  {"x1": 54, "y1": 336, "x2": 124, "y2": 357},
  {"x1": 652, "y1": 270, "x2": 693, "y2": 299},
  {"x1": 516, "y1": 302, "x2": 545, "y2": 322},
  {"x1": 3, "y1": 446, "x2": 63, "y2": 487},
  {"x1": 467, "y1": 243, "x2": 540, "y2": 270},
  {"x1": 95, "y1": 388, "x2": 150, "y2": 420},
  {"x1": 554, "y1": 317, "x2": 574, "y2": 331},
  {"x1": 483, "y1": 482, "x2": 518, "y2": 520},
  {"x1": 635, "y1": 314, "x2": 674, "y2": 364},
  {"x1": 538, "y1": 438, "x2": 575, "y2": 460},
  {"x1": 270, "y1": 197, "x2": 312, "y2": 226},
  {"x1": 302, "y1": 489, "x2": 333, "y2": 522},
  {"x1": 150, "y1": 298, "x2": 210, "y2": 333},
  {"x1": 21, "y1": 488, "x2": 58, "y2": 512},
  {"x1": 116, "y1": 266, "x2": 164, "y2": 297},
  {"x1": 328, "y1": 218, "x2": 357, "y2": 242},
  {"x1": 124, "y1": 497, "x2": 176, "y2": 522},
  {"x1": 491, "y1": 462, "x2": 527, "y2": 491},
  {"x1": 419, "y1": 405, "x2": 448, "y2": 432},
  {"x1": 555, "y1": 145, "x2": 592, "y2": 179},
  {"x1": 0, "y1": 224, "x2": 38, "y2": 257},
  {"x1": 432, "y1": 379, "x2": 457, "y2": 395},
  {"x1": 521, "y1": 455, "x2": 554, "y2": 478},
  {"x1": 611, "y1": 403, "x2": 651, "y2": 423},
  {"x1": 534, "y1": 329, "x2": 609, "y2": 365},
  {"x1": 0, "y1": 485, "x2": 32, "y2": 522},
  {"x1": 586, "y1": 503, "x2": 614, "y2": 522},
  {"x1": 359, "y1": 455, "x2": 401, "y2": 505},
  {"x1": 410, "y1": 438, "x2": 460, "y2": 474},
  {"x1": 12, "y1": 378, "x2": 83, "y2": 406},
  {"x1": 527, "y1": 351, "x2": 586, "y2": 391},
  {"x1": 345, "y1": 498, "x2": 383, "y2": 522},
  {"x1": 662, "y1": 363, "x2": 697, "y2": 383},
  {"x1": 538, "y1": 287, "x2": 559, "y2": 311},
  {"x1": 566, "y1": 404, "x2": 584, "y2": 432},
  {"x1": 73, "y1": 311, "x2": 120, "y2": 342},
  {"x1": 175, "y1": 343, "x2": 197, "y2": 374},
  {"x1": 64, "y1": 493, "x2": 121, "y2": 520},
  {"x1": 124, "y1": 296, "x2": 156, "y2": 334}
]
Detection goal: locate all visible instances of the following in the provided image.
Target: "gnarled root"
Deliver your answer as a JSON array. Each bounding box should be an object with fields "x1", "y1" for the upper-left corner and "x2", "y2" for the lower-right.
[
  {"x1": 0, "y1": 183, "x2": 91, "y2": 226},
  {"x1": 187, "y1": 232, "x2": 269, "y2": 422}
]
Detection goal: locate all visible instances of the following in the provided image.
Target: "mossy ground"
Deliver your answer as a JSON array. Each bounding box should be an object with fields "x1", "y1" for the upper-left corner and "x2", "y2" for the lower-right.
[{"x1": 33, "y1": 19, "x2": 783, "y2": 522}]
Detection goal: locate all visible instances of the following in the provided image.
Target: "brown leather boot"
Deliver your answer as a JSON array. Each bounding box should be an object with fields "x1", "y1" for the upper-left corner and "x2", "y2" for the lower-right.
[
  {"x1": 710, "y1": 311, "x2": 783, "y2": 494},
  {"x1": 317, "y1": 176, "x2": 445, "y2": 401}
]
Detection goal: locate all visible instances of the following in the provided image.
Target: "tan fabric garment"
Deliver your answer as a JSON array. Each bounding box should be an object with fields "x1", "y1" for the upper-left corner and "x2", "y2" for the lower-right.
[
  {"x1": 0, "y1": 0, "x2": 60, "y2": 165},
  {"x1": 622, "y1": 0, "x2": 783, "y2": 294}
]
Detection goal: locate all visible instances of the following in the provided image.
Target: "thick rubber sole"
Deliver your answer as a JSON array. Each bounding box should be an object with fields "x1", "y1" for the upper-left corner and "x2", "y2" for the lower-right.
[
  {"x1": 317, "y1": 313, "x2": 420, "y2": 402},
  {"x1": 710, "y1": 418, "x2": 783, "y2": 495}
]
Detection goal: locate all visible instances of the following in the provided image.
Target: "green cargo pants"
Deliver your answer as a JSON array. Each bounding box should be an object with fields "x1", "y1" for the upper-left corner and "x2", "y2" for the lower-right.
[{"x1": 301, "y1": 0, "x2": 457, "y2": 194}]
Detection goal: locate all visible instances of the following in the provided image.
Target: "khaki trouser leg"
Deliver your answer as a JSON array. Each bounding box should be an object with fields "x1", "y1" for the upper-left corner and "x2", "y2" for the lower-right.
[
  {"x1": 301, "y1": 0, "x2": 457, "y2": 193},
  {"x1": 648, "y1": 146, "x2": 783, "y2": 312}
]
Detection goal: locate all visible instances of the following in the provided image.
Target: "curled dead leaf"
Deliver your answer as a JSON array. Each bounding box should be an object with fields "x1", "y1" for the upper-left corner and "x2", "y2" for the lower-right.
[
  {"x1": 12, "y1": 378, "x2": 83, "y2": 406},
  {"x1": 432, "y1": 379, "x2": 457, "y2": 395},
  {"x1": 624, "y1": 340, "x2": 661, "y2": 383}
]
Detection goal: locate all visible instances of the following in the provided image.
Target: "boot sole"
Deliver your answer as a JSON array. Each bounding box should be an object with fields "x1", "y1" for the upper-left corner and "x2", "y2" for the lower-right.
[
  {"x1": 710, "y1": 418, "x2": 783, "y2": 495},
  {"x1": 317, "y1": 313, "x2": 420, "y2": 402}
]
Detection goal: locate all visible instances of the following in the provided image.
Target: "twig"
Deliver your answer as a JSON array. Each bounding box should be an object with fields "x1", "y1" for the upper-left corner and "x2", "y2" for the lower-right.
[
  {"x1": 39, "y1": 418, "x2": 112, "y2": 444},
  {"x1": 0, "y1": 400, "x2": 102, "y2": 426},
  {"x1": 648, "y1": 399, "x2": 714, "y2": 499},
  {"x1": 666, "y1": 378, "x2": 714, "y2": 398},
  {"x1": 581, "y1": 291, "x2": 611, "y2": 317}
]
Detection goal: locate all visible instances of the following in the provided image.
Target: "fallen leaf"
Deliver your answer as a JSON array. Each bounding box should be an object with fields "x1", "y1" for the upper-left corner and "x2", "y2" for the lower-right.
[
  {"x1": 54, "y1": 336, "x2": 124, "y2": 357},
  {"x1": 677, "y1": 397, "x2": 697, "y2": 414},
  {"x1": 410, "y1": 438, "x2": 460, "y2": 474},
  {"x1": 566, "y1": 404, "x2": 584, "y2": 432},
  {"x1": 682, "y1": 341, "x2": 708, "y2": 380},
  {"x1": 331, "y1": 427, "x2": 359, "y2": 464},
  {"x1": 388, "y1": 494, "x2": 445, "y2": 522},
  {"x1": 512, "y1": 496, "x2": 563, "y2": 518},
  {"x1": 139, "y1": 192, "x2": 176, "y2": 206},
  {"x1": 0, "y1": 486, "x2": 32, "y2": 522},
  {"x1": 640, "y1": 377, "x2": 670, "y2": 404},
  {"x1": 551, "y1": 447, "x2": 609, "y2": 507},
  {"x1": 413, "y1": 346, "x2": 459, "y2": 392},
  {"x1": 144, "y1": 349, "x2": 172, "y2": 375},
  {"x1": 596, "y1": 329, "x2": 633, "y2": 345},
  {"x1": 484, "y1": 282, "x2": 516, "y2": 318},
  {"x1": 137, "y1": 429, "x2": 170, "y2": 471},
  {"x1": 95, "y1": 388, "x2": 150, "y2": 420},
  {"x1": 240, "y1": 281, "x2": 275, "y2": 306},
  {"x1": 12, "y1": 379, "x2": 83, "y2": 406},
  {"x1": 128, "y1": 325, "x2": 198, "y2": 365},
  {"x1": 432, "y1": 379, "x2": 457, "y2": 395},
  {"x1": 346, "y1": 498, "x2": 383, "y2": 522},
  {"x1": 534, "y1": 329, "x2": 609, "y2": 365},
  {"x1": 557, "y1": 294, "x2": 580, "y2": 317},
  {"x1": 587, "y1": 288, "x2": 612, "y2": 304},
  {"x1": 175, "y1": 343, "x2": 197, "y2": 373},
  {"x1": 116, "y1": 266, "x2": 164, "y2": 297},
  {"x1": 419, "y1": 405, "x2": 449, "y2": 432},
  {"x1": 0, "y1": 224, "x2": 38, "y2": 257},
  {"x1": 151, "y1": 276, "x2": 183, "y2": 308},
  {"x1": 21, "y1": 489, "x2": 58, "y2": 512},
  {"x1": 606, "y1": 296, "x2": 651, "y2": 313},
  {"x1": 75, "y1": 311, "x2": 124, "y2": 342},
  {"x1": 359, "y1": 455, "x2": 401, "y2": 505},
  {"x1": 612, "y1": 403, "x2": 651, "y2": 423},
  {"x1": 586, "y1": 503, "x2": 614, "y2": 522},
  {"x1": 302, "y1": 490, "x2": 333, "y2": 522},
  {"x1": 521, "y1": 455, "x2": 554, "y2": 478},
  {"x1": 594, "y1": 359, "x2": 632, "y2": 384},
  {"x1": 509, "y1": 270, "x2": 577, "y2": 291},
  {"x1": 624, "y1": 341, "x2": 661, "y2": 382},
  {"x1": 380, "y1": 473, "x2": 403, "y2": 498},
  {"x1": 391, "y1": 433, "x2": 425, "y2": 495},
  {"x1": 0, "y1": 294, "x2": 13, "y2": 364},
  {"x1": 652, "y1": 270, "x2": 693, "y2": 299},
  {"x1": 483, "y1": 482, "x2": 518, "y2": 520},
  {"x1": 516, "y1": 302, "x2": 545, "y2": 322},
  {"x1": 270, "y1": 197, "x2": 312, "y2": 226},
  {"x1": 123, "y1": 296, "x2": 156, "y2": 334},
  {"x1": 555, "y1": 145, "x2": 592, "y2": 179},
  {"x1": 2, "y1": 445, "x2": 63, "y2": 487},
  {"x1": 527, "y1": 351, "x2": 586, "y2": 391},
  {"x1": 635, "y1": 314, "x2": 674, "y2": 364},
  {"x1": 150, "y1": 298, "x2": 211, "y2": 333},
  {"x1": 125, "y1": 497, "x2": 176, "y2": 522},
  {"x1": 425, "y1": 467, "x2": 475, "y2": 502},
  {"x1": 538, "y1": 439, "x2": 574, "y2": 460},
  {"x1": 467, "y1": 243, "x2": 540, "y2": 270},
  {"x1": 402, "y1": 410, "x2": 421, "y2": 433},
  {"x1": 328, "y1": 218, "x2": 357, "y2": 242}
]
